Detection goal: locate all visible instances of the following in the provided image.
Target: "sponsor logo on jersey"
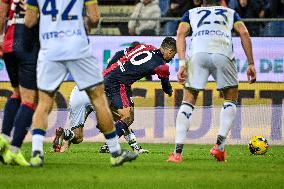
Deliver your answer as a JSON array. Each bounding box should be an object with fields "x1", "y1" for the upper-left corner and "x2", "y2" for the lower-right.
[
  {"x1": 194, "y1": 30, "x2": 230, "y2": 38},
  {"x1": 41, "y1": 29, "x2": 82, "y2": 40}
]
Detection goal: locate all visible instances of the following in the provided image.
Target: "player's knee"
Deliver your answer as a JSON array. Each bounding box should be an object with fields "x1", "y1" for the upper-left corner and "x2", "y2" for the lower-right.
[
  {"x1": 121, "y1": 115, "x2": 134, "y2": 126},
  {"x1": 71, "y1": 128, "x2": 84, "y2": 144},
  {"x1": 86, "y1": 84, "x2": 105, "y2": 101},
  {"x1": 20, "y1": 88, "x2": 37, "y2": 103},
  {"x1": 119, "y1": 108, "x2": 134, "y2": 126},
  {"x1": 72, "y1": 133, "x2": 83, "y2": 144},
  {"x1": 72, "y1": 136, "x2": 83, "y2": 144}
]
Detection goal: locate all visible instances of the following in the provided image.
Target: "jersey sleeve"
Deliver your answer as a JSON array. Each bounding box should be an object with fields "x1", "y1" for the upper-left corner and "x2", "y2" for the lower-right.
[
  {"x1": 233, "y1": 12, "x2": 241, "y2": 24},
  {"x1": 84, "y1": 0, "x2": 97, "y2": 6},
  {"x1": 154, "y1": 64, "x2": 170, "y2": 79},
  {"x1": 27, "y1": 0, "x2": 38, "y2": 10},
  {"x1": 180, "y1": 11, "x2": 190, "y2": 25}
]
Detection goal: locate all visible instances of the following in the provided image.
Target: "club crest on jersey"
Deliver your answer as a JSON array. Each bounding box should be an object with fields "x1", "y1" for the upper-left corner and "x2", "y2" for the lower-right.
[{"x1": 41, "y1": 29, "x2": 82, "y2": 40}]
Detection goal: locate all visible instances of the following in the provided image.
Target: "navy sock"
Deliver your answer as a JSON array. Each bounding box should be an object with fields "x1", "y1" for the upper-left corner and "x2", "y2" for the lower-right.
[
  {"x1": 1, "y1": 97, "x2": 21, "y2": 136},
  {"x1": 115, "y1": 121, "x2": 128, "y2": 138},
  {"x1": 11, "y1": 102, "x2": 35, "y2": 148}
]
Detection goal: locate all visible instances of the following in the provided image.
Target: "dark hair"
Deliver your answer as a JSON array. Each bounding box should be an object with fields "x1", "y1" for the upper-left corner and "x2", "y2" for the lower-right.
[
  {"x1": 131, "y1": 41, "x2": 140, "y2": 48},
  {"x1": 203, "y1": 0, "x2": 219, "y2": 6},
  {"x1": 161, "y1": 37, "x2": 176, "y2": 51}
]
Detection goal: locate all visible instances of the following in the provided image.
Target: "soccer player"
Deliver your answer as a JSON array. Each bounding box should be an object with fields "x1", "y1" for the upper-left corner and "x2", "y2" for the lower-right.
[
  {"x1": 0, "y1": 0, "x2": 39, "y2": 166},
  {"x1": 167, "y1": 0, "x2": 256, "y2": 162},
  {"x1": 53, "y1": 38, "x2": 176, "y2": 154},
  {"x1": 24, "y1": 0, "x2": 138, "y2": 167}
]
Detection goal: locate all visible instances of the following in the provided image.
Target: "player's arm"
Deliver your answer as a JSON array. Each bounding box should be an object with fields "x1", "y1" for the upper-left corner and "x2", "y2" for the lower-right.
[
  {"x1": 155, "y1": 64, "x2": 173, "y2": 97},
  {"x1": 233, "y1": 13, "x2": 256, "y2": 84},
  {"x1": 176, "y1": 11, "x2": 191, "y2": 83},
  {"x1": 0, "y1": 0, "x2": 9, "y2": 42},
  {"x1": 85, "y1": 0, "x2": 100, "y2": 28},
  {"x1": 24, "y1": 0, "x2": 39, "y2": 28}
]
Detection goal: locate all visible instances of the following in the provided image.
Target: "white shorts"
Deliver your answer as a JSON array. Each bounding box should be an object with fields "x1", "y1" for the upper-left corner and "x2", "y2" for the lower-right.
[
  {"x1": 37, "y1": 56, "x2": 103, "y2": 92},
  {"x1": 69, "y1": 86, "x2": 94, "y2": 129},
  {"x1": 185, "y1": 52, "x2": 238, "y2": 90}
]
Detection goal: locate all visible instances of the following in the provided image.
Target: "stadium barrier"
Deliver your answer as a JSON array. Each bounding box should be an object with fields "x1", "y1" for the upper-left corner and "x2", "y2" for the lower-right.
[
  {"x1": 0, "y1": 82, "x2": 283, "y2": 145},
  {"x1": 1, "y1": 36, "x2": 284, "y2": 82},
  {"x1": 0, "y1": 106, "x2": 282, "y2": 145}
]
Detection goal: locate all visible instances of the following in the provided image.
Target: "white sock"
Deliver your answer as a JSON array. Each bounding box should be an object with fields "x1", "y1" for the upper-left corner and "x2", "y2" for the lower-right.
[
  {"x1": 63, "y1": 129, "x2": 75, "y2": 141},
  {"x1": 124, "y1": 132, "x2": 136, "y2": 143},
  {"x1": 1, "y1": 133, "x2": 11, "y2": 142},
  {"x1": 175, "y1": 102, "x2": 194, "y2": 144},
  {"x1": 218, "y1": 101, "x2": 237, "y2": 141},
  {"x1": 32, "y1": 134, "x2": 44, "y2": 156},
  {"x1": 106, "y1": 136, "x2": 121, "y2": 155},
  {"x1": 10, "y1": 145, "x2": 20, "y2": 153}
]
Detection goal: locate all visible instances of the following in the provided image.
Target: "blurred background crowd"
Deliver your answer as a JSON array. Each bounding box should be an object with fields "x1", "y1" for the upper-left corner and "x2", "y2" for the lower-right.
[{"x1": 96, "y1": 0, "x2": 284, "y2": 37}]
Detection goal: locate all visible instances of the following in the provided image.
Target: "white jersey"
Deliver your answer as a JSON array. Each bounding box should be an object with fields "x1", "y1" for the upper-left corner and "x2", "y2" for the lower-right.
[
  {"x1": 181, "y1": 6, "x2": 241, "y2": 60},
  {"x1": 27, "y1": 0, "x2": 97, "y2": 61}
]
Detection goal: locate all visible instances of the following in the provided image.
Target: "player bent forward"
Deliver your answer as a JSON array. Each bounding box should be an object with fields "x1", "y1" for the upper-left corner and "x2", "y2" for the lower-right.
[
  {"x1": 167, "y1": 0, "x2": 256, "y2": 163},
  {"x1": 53, "y1": 38, "x2": 177, "y2": 154}
]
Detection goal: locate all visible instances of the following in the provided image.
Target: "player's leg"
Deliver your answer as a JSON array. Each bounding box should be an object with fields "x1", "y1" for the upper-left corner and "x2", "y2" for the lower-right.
[
  {"x1": 68, "y1": 57, "x2": 137, "y2": 166},
  {"x1": 0, "y1": 53, "x2": 21, "y2": 163},
  {"x1": 53, "y1": 86, "x2": 92, "y2": 152},
  {"x1": 101, "y1": 86, "x2": 148, "y2": 154},
  {"x1": 0, "y1": 53, "x2": 20, "y2": 144},
  {"x1": 30, "y1": 59, "x2": 68, "y2": 167},
  {"x1": 116, "y1": 107, "x2": 148, "y2": 154},
  {"x1": 30, "y1": 90, "x2": 55, "y2": 166},
  {"x1": 168, "y1": 53, "x2": 210, "y2": 163},
  {"x1": 6, "y1": 51, "x2": 38, "y2": 166},
  {"x1": 209, "y1": 54, "x2": 238, "y2": 161}
]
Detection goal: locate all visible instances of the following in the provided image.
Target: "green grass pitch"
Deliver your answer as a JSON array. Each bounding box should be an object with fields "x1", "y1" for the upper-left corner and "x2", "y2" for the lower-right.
[{"x1": 0, "y1": 143, "x2": 283, "y2": 189}]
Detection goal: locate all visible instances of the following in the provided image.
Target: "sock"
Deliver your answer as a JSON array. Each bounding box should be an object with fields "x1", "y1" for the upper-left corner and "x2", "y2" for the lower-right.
[
  {"x1": 124, "y1": 130, "x2": 138, "y2": 149},
  {"x1": 11, "y1": 102, "x2": 35, "y2": 148},
  {"x1": 114, "y1": 120, "x2": 128, "y2": 138},
  {"x1": 63, "y1": 129, "x2": 75, "y2": 141},
  {"x1": 104, "y1": 130, "x2": 121, "y2": 157},
  {"x1": 216, "y1": 135, "x2": 226, "y2": 151},
  {"x1": 10, "y1": 145, "x2": 20, "y2": 153},
  {"x1": 175, "y1": 102, "x2": 194, "y2": 154},
  {"x1": 1, "y1": 96, "x2": 21, "y2": 136},
  {"x1": 32, "y1": 129, "x2": 46, "y2": 156},
  {"x1": 217, "y1": 101, "x2": 237, "y2": 150}
]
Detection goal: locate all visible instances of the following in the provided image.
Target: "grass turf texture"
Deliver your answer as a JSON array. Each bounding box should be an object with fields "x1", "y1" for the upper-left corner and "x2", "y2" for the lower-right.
[{"x1": 0, "y1": 143, "x2": 283, "y2": 189}]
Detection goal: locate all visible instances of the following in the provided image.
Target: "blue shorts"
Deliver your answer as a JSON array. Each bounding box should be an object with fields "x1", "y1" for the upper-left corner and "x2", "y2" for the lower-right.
[
  {"x1": 105, "y1": 84, "x2": 134, "y2": 109},
  {"x1": 3, "y1": 49, "x2": 38, "y2": 90}
]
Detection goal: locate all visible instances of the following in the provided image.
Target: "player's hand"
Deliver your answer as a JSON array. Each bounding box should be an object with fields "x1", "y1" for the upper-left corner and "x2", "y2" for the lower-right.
[
  {"x1": 177, "y1": 65, "x2": 187, "y2": 84},
  {"x1": 166, "y1": 88, "x2": 173, "y2": 97},
  {"x1": 161, "y1": 78, "x2": 173, "y2": 97},
  {"x1": 247, "y1": 64, "x2": 256, "y2": 84}
]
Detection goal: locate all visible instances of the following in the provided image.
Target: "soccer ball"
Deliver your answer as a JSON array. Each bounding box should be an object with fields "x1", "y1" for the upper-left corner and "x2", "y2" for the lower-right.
[{"x1": 248, "y1": 136, "x2": 269, "y2": 155}]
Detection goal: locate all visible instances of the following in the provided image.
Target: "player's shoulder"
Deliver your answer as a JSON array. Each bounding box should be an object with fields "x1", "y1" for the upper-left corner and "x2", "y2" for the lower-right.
[
  {"x1": 190, "y1": 6, "x2": 235, "y2": 12},
  {"x1": 212, "y1": 6, "x2": 236, "y2": 14}
]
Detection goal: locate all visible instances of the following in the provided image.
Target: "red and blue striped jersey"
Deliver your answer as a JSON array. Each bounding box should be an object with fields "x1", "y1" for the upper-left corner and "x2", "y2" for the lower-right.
[{"x1": 2, "y1": 0, "x2": 39, "y2": 53}]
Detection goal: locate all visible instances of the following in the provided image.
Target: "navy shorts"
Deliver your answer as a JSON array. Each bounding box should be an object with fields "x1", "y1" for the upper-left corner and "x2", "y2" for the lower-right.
[
  {"x1": 105, "y1": 84, "x2": 134, "y2": 110},
  {"x1": 3, "y1": 50, "x2": 38, "y2": 90}
]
